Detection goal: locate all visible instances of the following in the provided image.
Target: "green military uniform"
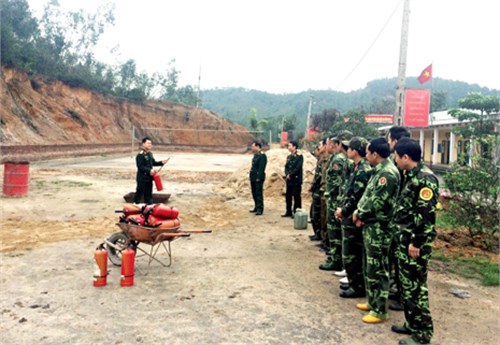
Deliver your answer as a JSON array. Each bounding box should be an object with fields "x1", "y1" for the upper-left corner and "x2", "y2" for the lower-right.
[
  {"x1": 134, "y1": 150, "x2": 164, "y2": 204},
  {"x1": 394, "y1": 162, "x2": 438, "y2": 344},
  {"x1": 309, "y1": 156, "x2": 323, "y2": 238},
  {"x1": 355, "y1": 158, "x2": 400, "y2": 319},
  {"x1": 388, "y1": 152, "x2": 406, "y2": 306},
  {"x1": 284, "y1": 151, "x2": 303, "y2": 215},
  {"x1": 322, "y1": 151, "x2": 351, "y2": 270},
  {"x1": 249, "y1": 150, "x2": 267, "y2": 214},
  {"x1": 319, "y1": 154, "x2": 331, "y2": 244},
  {"x1": 338, "y1": 156, "x2": 372, "y2": 294}
]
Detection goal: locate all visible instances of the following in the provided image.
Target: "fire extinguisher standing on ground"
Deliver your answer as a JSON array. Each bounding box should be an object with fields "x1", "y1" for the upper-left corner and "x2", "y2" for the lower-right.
[
  {"x1": 93, "y1": 243, "x2": 108, "y2": 287},
  {"x1": 121, "y1": 245, "x2": 136, "y2": 287}
]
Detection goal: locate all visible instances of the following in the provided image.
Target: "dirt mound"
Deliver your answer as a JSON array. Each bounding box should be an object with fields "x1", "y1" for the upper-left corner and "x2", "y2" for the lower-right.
[{"x1": 214, "y1": 148, "x2": 316, "y2": 199}]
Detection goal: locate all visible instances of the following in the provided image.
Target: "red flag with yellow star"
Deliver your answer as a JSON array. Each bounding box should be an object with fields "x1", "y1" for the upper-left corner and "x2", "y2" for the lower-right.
[{"x1": 417, "y1": 64, "x2": 432, "y2": 84}]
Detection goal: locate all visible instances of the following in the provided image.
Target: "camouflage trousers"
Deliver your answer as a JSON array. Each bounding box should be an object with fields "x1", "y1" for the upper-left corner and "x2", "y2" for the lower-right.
[
  {"x1": 397, "y1": 242, "x2": 434, "y2": 344},
  {"x1": 320, "y1": 196, "x2": 328, "y2": 245},
  {"x1": 342, "y1": 221, "x2": 365, "y2": 293},
  {"x1": 326, "y1": 197, "x2": 343, "y2": 270},
  {"x1": 363, "y1": 221, "x2": 392, "y2": 319},
  {"x1": 389, "y1": 231, "x2": 402, "y2": 303},
  {"x1": 309, "y1": 191, "x2": 322, "y2": 237}
]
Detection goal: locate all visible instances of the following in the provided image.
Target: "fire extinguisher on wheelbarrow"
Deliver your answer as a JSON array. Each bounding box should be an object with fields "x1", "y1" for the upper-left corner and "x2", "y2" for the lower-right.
[{"x1": 153, "y1": 157, "x2": 169, "y2": 192}]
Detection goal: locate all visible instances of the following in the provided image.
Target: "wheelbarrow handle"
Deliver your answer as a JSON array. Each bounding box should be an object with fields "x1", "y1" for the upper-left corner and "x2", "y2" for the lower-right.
[{"x1": 181, "y1": 229, "x2": 212, "y2": 233}]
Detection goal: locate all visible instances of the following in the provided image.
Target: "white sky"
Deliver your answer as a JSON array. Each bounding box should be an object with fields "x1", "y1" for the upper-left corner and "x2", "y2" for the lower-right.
[{"x1": 28, "y1": 0, "x2": 500, "y2": 94}]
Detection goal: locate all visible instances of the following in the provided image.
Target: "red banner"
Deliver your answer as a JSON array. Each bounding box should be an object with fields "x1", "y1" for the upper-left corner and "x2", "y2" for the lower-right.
[
  {"x1": 365, "y1": 114, "x2": 393, "y2": 123},
  {"x1": 280, "y1": 131, "x2": 288, "y2": 146},
  {"x1": 404, "y1": 89, "x2": 430, "y2": 127}
]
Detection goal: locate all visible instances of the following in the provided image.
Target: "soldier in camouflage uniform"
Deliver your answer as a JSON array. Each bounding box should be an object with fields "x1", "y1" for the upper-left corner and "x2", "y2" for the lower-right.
[
  {"x1": 387, "y1": 126, "x2": 411, "y2": 311},
  {"x1": 309, "y1": 139, "x2": 327, "y2": 241},
  {"x1": 320, "y1": 135, "x2": 352, "y2": 272},
  {"x1": 249, "y1": 141, "x2": 267, "y2": 215},
  {"x1": 391, "y1": 138, "x2": 438, "y2": 345},
  {"x1": 282, "y1": 140, "x2": 303, "y2": 217},
  {"x1": 353, "y1": 137, "x2": 400, "y2": 323},
  {"x1": 134, "y1": 137, "x2": 169, "y2": 205},
  {"x1": 335, "y1": 137, "x2": 372, "y2": 298},
  {"x1": 319, "y1": 139, "x2": 333, "y2": 245}
]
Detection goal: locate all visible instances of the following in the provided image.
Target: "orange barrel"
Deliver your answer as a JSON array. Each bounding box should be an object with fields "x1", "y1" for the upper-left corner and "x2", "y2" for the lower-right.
[{"x1": 3, "y1": 161, "x2": 30, "y2": 196}]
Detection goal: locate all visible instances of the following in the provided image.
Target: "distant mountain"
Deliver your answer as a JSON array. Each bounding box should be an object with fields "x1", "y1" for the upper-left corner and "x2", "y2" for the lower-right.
[{"x1": 201, "y1": 77, "x2": 499, "y2": 132}]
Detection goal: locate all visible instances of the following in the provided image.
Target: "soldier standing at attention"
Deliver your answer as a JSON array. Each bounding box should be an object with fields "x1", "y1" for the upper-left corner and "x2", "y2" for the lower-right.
[
  {"x1": 353, "y1": 137, "x2": 400, "y2": 324},
  {"x1": 387, "y1": 126, "x2": 411, "y2": 312},
  {"x1": 282, "y1": 140, "x2": 303, "y2": 217},
  {"x1": 319, "y1": 134, "x2": 351, "y2": 273},
  {"x1": 391, "y1": 138, "x2": 438, "y2": 345},
  {"x1": 316, "y1": 137, "x2": 334, "y2": 246},
  {"x1": 134, "y1": 137, "x2": 169, "y2": 205},
  {"x1": 335, "y1": 137, "x2": 372, "y2": 298},
  {"x1": 249, "y1": 141, "x2": 267, "y2": 216},
  {"x1": 309, "y1": 139, "x2": 327, "y2": 240}
]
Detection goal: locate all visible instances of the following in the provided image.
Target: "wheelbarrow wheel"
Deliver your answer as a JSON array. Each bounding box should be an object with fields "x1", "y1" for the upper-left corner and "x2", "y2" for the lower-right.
[{"x1": 106, "y1": 231, "x2": 128, "y2": 266}]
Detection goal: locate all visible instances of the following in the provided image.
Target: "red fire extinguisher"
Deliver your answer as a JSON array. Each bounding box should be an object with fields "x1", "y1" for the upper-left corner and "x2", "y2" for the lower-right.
[
  {"x1": 121, "y1": 246, "x2": 135, "y2": 287},
  {"x1": 93, "y1": 243, "x2": 108, "y2": 287}
]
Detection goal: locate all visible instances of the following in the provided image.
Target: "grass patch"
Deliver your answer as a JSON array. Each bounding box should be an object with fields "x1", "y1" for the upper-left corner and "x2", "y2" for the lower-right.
[
  {"x1": 433, "y1": 250, "x2": 499, "y2": 286},
  {"x1": 436, "y1": 210, "x2": 456, "y2": 229}
]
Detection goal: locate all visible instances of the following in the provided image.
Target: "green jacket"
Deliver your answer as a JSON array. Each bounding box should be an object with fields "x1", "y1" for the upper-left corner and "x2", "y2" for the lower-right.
[
  {"x1": 249, "y1": 151, "x2": 267, "y2": 182},
  {"x1": 339, "y1": 158, "x2": 373, "y2": 219},
  {"x1": 285, "y1": 152, "x2": 303, "y2": 185},
  {"x1": 136, "y1": 150, "x2": 163, "y2": 182},
  {"x1": 324, "y1": 152, "x2": 351, "y2": 204},
  {"x1": 394, "y1": 162, "x2": 439, "y2": 248},
  {"x1": 310, "y1": 157, "x2": 323, "y2": 192},
  {"x1": 356, "y1": 158, "x2": 400, "y2": 224}
]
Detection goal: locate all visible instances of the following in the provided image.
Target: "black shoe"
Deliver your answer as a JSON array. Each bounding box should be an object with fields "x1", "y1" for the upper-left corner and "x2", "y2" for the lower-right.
[
  {"x1": 255, "y1": 211, "x2": 263, "y2": 215},
  {"x1": 318, "y1": 261, "x2": 337, "y2": 271},
  {"x1": 389, "y1": 301, "x2": 405, "y2": 311},
  {"x1": 339, "y1": 283, "x2": 350, "y2": 290},
  {"x1": 249, "y1": 209, "x2": 257, "y2": 213},
  {"x1": 339, "y1": 288, "x2": 366, "y2": 298},
  {"x1": 309, "y1": 235, "x2": 321, "y2": 241},
  {"x1": 281, "y1": 213, "x2": 293, "y2": 218},
  {"x1": 391, "y1": 324, "x2": 411, "y2": 335}
]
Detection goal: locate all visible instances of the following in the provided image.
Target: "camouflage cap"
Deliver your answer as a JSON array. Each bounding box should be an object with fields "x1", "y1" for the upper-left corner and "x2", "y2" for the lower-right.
[{"x1": 348, "y1": 136, "x2": 368, "y2": 153}]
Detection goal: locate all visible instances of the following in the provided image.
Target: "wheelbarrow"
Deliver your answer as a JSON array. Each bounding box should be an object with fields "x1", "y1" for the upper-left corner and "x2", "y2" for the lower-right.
[{"x1": 104, "y1": 222, "x2": 211, "y2": 273}]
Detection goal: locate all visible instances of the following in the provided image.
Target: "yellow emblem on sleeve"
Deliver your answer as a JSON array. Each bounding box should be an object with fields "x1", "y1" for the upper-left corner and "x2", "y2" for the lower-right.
[
  {"x1": 419, "y1": 187, "x2": 433, "y2": 201},
  {"x1": 378, "y1": 177, "x2": 387, "y2": 186}
]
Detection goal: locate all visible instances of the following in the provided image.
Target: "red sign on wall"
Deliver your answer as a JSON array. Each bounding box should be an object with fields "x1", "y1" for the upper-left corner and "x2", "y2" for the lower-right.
[
  {"x1": 365, "y1": 114, "x2": 393, "y2": 123},
  {"x1": 404, "y1": 89, "x2": 430, "y2": 127}
]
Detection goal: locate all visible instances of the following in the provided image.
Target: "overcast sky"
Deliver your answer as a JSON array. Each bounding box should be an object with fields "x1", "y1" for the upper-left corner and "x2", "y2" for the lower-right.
[{"x1": 28, "y1": 0, "x2": 499, "y2": 94}]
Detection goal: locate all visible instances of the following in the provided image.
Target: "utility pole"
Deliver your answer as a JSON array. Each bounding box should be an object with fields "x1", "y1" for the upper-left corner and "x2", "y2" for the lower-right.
[
  {"x1": 394, "y1": 0, "x2": 410, "y2": 126},
  {"x1": 196, "y1": 60, "x2": 201, "y2": 108},
  {"x1": 305, "y1": 96, "x2": 314, "y2": 139}
]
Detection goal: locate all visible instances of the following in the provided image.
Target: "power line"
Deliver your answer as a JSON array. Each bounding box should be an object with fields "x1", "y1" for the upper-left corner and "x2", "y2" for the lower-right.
[{"x1": 335, "y1": 0, "x2": 402, "y2": 90}]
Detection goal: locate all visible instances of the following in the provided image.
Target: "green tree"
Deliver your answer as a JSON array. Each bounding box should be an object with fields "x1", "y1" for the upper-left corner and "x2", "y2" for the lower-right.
[
  {"x1": 443, "y1": 92, "x2": 500, "y2": 249},
  {"x1": 311, "y1": 108, "x2": 340, "y2": 133},
  {"x1": 330, "y1": 109, "x2": 379, "y2": 138}
]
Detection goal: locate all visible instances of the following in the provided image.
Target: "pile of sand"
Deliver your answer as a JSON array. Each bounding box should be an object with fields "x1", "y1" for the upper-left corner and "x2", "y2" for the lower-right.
[{"x1": 214, "y1": 148, "x2": 316, "y2": 199}]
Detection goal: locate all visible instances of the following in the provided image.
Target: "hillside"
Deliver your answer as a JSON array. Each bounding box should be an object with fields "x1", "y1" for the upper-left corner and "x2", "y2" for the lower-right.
[
  {"x1": 201, "y1": 78, "x2": 500, "y2": 131},
  {"x1": 0, "y1": 67, "x2": 252, "y2": 148}
]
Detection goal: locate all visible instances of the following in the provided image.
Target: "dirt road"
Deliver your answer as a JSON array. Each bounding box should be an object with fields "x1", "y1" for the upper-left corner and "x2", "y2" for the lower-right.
[{"x1": 0, "y1": 151, "x2": 498, "y2": 345}]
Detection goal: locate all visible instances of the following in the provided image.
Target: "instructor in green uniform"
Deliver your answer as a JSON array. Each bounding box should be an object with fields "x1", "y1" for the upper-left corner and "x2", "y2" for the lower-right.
[
  {"x1": 282, "y1": 140, "x2": 303, "y2": 217},
  {"x1": 134, "y1": 137, "x2": 168, "y2": 205},
  {"x1": 249, "y1": 141, "x2": 267, "y2": 215}
]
